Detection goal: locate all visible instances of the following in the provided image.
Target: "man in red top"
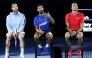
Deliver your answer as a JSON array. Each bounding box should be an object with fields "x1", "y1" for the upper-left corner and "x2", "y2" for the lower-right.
[{"x1": 65, "y1": 2, "x2": 84, "y2": 57}]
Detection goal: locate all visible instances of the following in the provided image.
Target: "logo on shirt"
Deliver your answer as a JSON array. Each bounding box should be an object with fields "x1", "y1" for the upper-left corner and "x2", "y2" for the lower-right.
[
  {"x1": 77, "y1": 18, "x2": 79, "y2": 19},
  {"x1": 39, "y1": 21, "x2": 47, "y2": 26}
]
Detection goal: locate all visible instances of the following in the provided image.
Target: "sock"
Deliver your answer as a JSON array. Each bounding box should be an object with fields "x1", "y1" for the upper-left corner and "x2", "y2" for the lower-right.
[
  {"x1": 45, "y1": 44, "x2": 49, "y2": 47},
  {"x1": 38, "y1": 44, "x2": 42, "y2": 48},
  {"x1": 5, "y1": 48, "x2": 9, "y2": 54},
  {"x1": 20, "y1": 48, "x2": 24, "y2": 54}
]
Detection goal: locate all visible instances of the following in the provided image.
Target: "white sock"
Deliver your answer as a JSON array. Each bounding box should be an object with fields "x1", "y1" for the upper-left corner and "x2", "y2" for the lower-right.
[
  {"x1": 38, "y1": 44, "x2": 42, "y2": 48},
  {"x1": 20, "y1": 48, "x2": 24, "y2": 54},
  {"x1": 5, "y1": 48, "x2": 9, "y2": 54},
  {"x1": 45, "y1": 44, "x2": 49, "y2": 47}
]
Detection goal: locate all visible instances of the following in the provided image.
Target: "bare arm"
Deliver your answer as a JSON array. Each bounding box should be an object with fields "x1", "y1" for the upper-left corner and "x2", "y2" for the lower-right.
[
  {"x1": 49, "y1": 17, "x2": 55, "y2": 24},
  {"x1": 77, "y1": 14, "x2": 84, "y2": 32},
  {"x1": 46, "y1": 12, "x2": 55, "y2": 24},
  {"x1": 66, "y1": 23, "x2": 73, "y2": 34},
  {"x1": 35, "y1": 26, "x2": 40, "y2": 32},
  {"x1": 77, "y1": 23, "x2": 83, "y2": 32},
  {"x1": 65, "y1": 14, "x2": 73, "y2": 34}
]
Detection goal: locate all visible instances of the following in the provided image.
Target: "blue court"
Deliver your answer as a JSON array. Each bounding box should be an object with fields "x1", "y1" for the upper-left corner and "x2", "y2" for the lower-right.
[{"x1": 0, "y1": 37, "x2": 92, "y2": 58}]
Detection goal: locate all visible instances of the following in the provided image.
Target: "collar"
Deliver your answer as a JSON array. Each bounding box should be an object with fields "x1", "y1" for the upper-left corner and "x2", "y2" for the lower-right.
[
  {"x1": 38, "y1": 12, "x2": 46, "y2": 17},
  {"x1": 10, "y1": 11, "x2": 20, "y2": 15}
]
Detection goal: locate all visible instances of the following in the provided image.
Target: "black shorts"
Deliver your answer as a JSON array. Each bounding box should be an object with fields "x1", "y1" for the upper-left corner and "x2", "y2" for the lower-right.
[
  {"x1": 70, "y1": 30, "x2": 82, "y2": 39},
  {"x1": 66, "y1": 30, "x2": 78, "y2": 39},
  {"x1": 41, "y1": 30, "x2": 51, "y2": 37},
  {"x1": 70, "y1": 30, "x2": 78, "y2": 37}
]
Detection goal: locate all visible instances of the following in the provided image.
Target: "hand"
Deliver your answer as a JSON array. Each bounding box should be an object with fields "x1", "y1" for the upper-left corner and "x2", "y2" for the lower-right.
[
  {"x1": 13, "y1": 32, "x2": 19, "y2": 37},
  {"x1": 38, "y1": 30, "x2": 44, "y2": 34},
  {"x1": 45, "y1": 12, "x2": 51, "y2": 19},
  {"x1": 71, "y1": 31, "x2": 77, "y2": 36}
]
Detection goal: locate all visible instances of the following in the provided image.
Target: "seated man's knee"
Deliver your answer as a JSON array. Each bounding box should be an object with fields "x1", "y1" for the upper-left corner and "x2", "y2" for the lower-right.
[
  {"x1": 46, "y1": 32, "x2": 53, "y2": 40},
  {"x1": 6, "y1": 33, "x2": 13, "y2": 39},
  {"x1": 6, "y1": 34, "x2": 12, "y2": 46},
  {"x1": 65, "y1": 32, "x2": 70, "y2": 39},
  {"x1": 34, "y1": 33, "x2": 40, "y2": 40},
  {"x1": 18, "y1": 32, "x2": 25, "y2": 39},
  {"x1": 77, "y1": 32, "x2": 83, "y2": 39}
]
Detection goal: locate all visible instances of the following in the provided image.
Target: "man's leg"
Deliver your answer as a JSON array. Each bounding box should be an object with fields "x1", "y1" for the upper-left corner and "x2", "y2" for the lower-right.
[
  {"x1": 76, "y1": 32, "x2": 83, "y2": 56},
  {"x1": 65, "y1": 32, "x2": 73, "y2": 56},
  {"x1": 76, "y1": 32, "x2": 83, "y2": 46},
  {"x1": 5, "y1": 33, "x2": 13, "y2": 58},
  {"x1": 45, "y1": 32, "x2": 53, "y2": 54},
  {"x1": 18, "y1": 32, "x2": 25, "y2": 58},
  {"x1": 65, "y1": 32, "x2": 71, "y2": 46},
  {"x1": 34, "y1": 32, "x2": 42, "y2": 55},
  {"x1": 34, "y1": 32, "x2": 42, "y2": 48}
]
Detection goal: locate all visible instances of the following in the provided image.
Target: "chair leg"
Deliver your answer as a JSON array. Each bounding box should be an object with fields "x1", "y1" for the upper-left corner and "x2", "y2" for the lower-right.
[
  {"x1": 65, "y1": 43, "x2": 68, "y2": 58},
  {"x1": 81, "y1": 42, "x2": 83, "y2": 58},
  {"x1": 66, "y1": 50, "x2": 68, "y2": 58},
  {"x1": 54, "y1": 47, "x2": 62, "y2": 58},
  {"x1": 35, "y1": 42, "x2": 37, "y2": 58},
  {"x1": 51, "y1": 40, "x2": 53, "y2": 58}
]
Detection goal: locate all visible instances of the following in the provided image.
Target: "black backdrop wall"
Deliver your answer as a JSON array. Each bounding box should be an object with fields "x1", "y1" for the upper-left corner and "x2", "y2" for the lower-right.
[{"x1": 0, "y1": 0, "x2": 92, "y2": 37}]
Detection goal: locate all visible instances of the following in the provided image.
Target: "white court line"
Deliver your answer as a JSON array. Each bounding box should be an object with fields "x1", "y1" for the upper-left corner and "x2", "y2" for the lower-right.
[{"x1": 78, "y1": 9, "x2": 92, "y2": 11}]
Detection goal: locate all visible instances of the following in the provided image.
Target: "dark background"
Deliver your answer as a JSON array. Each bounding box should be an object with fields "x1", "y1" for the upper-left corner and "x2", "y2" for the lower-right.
[
  {"x1": 0, "y1": 0, "x2": 92, "y2": 56},
  {"x1": 0, "y1": 0, "x2": 92, "y2": 37}
]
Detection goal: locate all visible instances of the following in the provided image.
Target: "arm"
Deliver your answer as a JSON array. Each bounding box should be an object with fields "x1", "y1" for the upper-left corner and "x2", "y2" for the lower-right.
[
  {"x1": 34, "y1": 17, "x2": 44, "y2": 34},
  {"x1": 46, "y1": 12, "x2": 55, "y2": 24},
  {"x1": 65, "y1": 14, "x2": 73, "y2": 34},
  {"x1": 34, "y1": 17, "x2": 40, "y2": 32},
  {"x1": 49, "y1": 17, "x2": 55, "y2": 24},
  {"x1": 77, "y1": 14, "x2": 84, "y2": 32},
  {"x1": 17, "y1": 15, "x2": 26, "y2": 32},
  {"x1": 6, "y1": 16, "x2": 13, "y2": 33}
]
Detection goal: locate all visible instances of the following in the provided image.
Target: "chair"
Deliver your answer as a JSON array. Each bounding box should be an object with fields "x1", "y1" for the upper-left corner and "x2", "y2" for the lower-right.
[
  {"x1": 65, "y1": 28, "x2": 83, "y2": 58},
  {"x1": 35, "y1": 27, "x2": 53, "y2": 58}
]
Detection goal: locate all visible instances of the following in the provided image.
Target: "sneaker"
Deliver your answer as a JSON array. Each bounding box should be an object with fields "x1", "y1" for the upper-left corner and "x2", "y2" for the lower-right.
[
  {"x1": 20, "y1": 53, "x2": 25, "y2": 58},
  {"x1": 37, "y1": 47, "x2": 43, "y2": 55},
  {"x1": 77, "y1": 49, "x2": 81, "y2": 56},
  {"x1": 68, "y1": 49, "x2": 73, "y2": 57},
  {"x1": 44, "y1": 47, "x2": 50, "y2": 55},
  {"x1": 4, "y1": 53, "x2": 9, "y2": 58}
]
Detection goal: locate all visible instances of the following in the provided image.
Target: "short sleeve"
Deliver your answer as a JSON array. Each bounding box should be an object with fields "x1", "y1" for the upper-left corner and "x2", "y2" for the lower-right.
[
  {"x1": 80, "y1": 14, "x2": 84, "y2": 24},
  {"x1": 65, "y1": 14, "x2": 69, "y2": 24},
  {"x1": 34, "y1": 17, "x2": 38, "y2": 26}
]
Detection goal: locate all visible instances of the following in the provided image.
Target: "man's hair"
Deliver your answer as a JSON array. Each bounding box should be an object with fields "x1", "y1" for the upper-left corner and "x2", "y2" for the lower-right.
[
  {"x1": 71, "y1": 2, "x2": 78, "y2": 7},
  {"x1": 37, "y1": 4, "x2": 43, "y2": 8},
  {"x1": 11, "y1": 2, "x2": 18, "y2": 7}
]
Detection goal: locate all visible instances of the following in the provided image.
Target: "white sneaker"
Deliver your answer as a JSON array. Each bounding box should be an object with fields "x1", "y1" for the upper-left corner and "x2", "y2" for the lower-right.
[
  {"x1": 4, "y1": 53, "x2": 9, "y2": 58},
  {"x1": 20, "y1": 53, "x2": 24, "y2": 58}
]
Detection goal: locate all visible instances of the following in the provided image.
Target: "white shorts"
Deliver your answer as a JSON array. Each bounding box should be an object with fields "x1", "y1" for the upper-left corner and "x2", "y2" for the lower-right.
[{"x1": 6, "y1": 32, "x2": 25, "y2": 37}]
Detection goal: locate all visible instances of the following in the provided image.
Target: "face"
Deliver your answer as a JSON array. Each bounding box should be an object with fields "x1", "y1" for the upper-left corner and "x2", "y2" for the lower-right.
[
  {"x1": 37, "y1": 6, "x2": 44, "y2": 14},
  {"x1": 71, "y1": 3, "x2": 78, "y2": 11},
  {"x1": 11, "y1": 4, "x2": 18, "y2": 12}
]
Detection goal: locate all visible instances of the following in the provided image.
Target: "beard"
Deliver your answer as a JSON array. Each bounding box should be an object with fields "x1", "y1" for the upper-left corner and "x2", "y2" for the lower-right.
[{"x1": 39, "y1": 10, "x2": 44, "y2": 14}]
